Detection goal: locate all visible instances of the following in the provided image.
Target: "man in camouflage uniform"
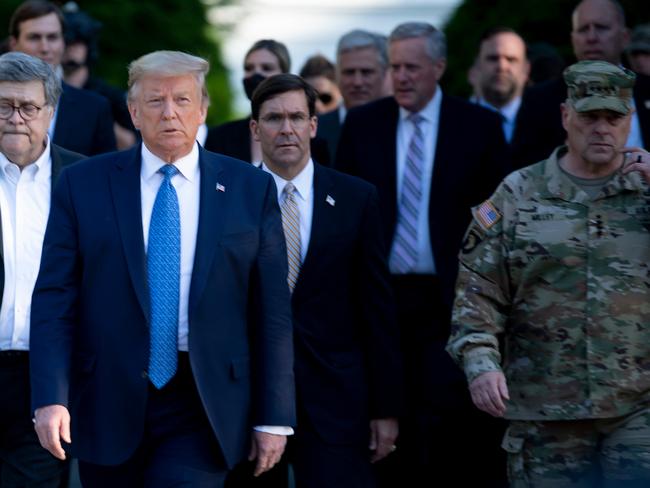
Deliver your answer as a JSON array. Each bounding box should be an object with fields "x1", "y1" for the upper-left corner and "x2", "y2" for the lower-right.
[{"x1": 447, "y1": 60, "x2": 650, "y2": 487}]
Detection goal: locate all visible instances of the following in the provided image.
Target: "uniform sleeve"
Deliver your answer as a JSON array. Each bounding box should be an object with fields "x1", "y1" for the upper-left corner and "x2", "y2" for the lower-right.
[{"x1": 446, "y1": 182, "x2": 514, "y2": 384}]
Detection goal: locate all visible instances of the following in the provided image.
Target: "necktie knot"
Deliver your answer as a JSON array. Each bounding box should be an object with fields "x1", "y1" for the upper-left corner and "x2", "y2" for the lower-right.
[
  {"x1": 283, "y1": 182, "x2": 296, "y2": 198},
  {"x1": 159, "y1": 164, "x2": 179, "y2": 180},
  {"x1": 408, "y1": 112, "x2": 424, "y2": 127}
]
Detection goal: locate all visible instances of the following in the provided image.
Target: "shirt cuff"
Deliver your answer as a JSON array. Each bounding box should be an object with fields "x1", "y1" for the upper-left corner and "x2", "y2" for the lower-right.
[
  {"x1": 463, "y1": 348, "x2": 502, "y2": 384},
  {"x1": 253, "y1": 425, "x2": 294, "y2": 435}
]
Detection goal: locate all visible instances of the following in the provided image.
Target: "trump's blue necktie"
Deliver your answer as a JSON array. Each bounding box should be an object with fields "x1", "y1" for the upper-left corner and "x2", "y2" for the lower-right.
[{"x1": 147, "y1": 164, "x2": 180, "y2": 389}]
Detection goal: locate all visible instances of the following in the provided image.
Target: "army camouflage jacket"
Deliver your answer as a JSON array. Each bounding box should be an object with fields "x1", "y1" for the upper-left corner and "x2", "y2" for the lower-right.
[{"x1": 447, "y1": 146, "x2": 650, "y2": 420}]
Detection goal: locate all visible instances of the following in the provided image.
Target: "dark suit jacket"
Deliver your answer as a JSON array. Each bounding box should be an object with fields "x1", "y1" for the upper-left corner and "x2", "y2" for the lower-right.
[
  {"x1": 205, "y1": 117, "x2": 332, "y2": 166},
  {"x1": 336, "y1": 95, "x2": 510, "y2": 306},
  {"x1": 291, "y1": 163, "x2": 401, "y2": 445},
  {"x1": 0, "y1": 144, "x2": 84, "y2": 308},
  {"x1": 53, "y1": 82, "x2": 117, "y2": 156},
  {"x1": 30, "y1": 145, "x2": 296, "y2": 468},
  {"x1": 316, "y1": 109, "x2": 342, "y2": 161},
  {"x1": 511, "y1": 73, "x2": 650, "y2": 169}
]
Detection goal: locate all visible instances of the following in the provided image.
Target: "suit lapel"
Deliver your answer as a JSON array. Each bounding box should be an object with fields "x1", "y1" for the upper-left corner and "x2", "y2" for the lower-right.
[
  {"x1": 50, "y1": 144, "x2": 63, "y2": 189},
  {"x1": 188, "y1": 148, "x2": 228, "y2": 316},
  {"x1": 295, "y1": 164, "x2": 334, "y2": 296},
  {"x1": 431, "y1": 94, "x2": 451, "y2": 205},
  {"x1": 109, "y1": 146, "x2": 149, "y2": 321}
]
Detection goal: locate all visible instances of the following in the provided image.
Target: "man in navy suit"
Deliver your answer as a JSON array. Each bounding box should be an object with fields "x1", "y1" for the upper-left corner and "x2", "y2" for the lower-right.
[
  {"x1": 9, "y1": 0, "x2": 117, "y2": 155},
  {"x1": 238, "y1": 74, "x2": 401, "y2": 488},
  {"x1": 30, "y1": 50, "x2": 295, "y2": 487},
  {"x1": 336, "y1": 21, "x2": 510, "y2": 488},
  {"x1": 0, "y1": 51, "x2": 84, "y2": 488}
]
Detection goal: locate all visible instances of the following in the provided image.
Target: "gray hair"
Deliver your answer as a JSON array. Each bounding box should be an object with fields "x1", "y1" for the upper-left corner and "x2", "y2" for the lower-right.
[
  {"x1": 127, "y1": 50, "x2": 210, "y2": 105},
  {"x1": 337, "y1": 29, "x2": 389, "y2": 69},
  {"x1": 389, "y1": 22, "x2": 447, "y2": 61},
  {"x1": 0, "y1": 52, "x2": 61, "y2": 106}
]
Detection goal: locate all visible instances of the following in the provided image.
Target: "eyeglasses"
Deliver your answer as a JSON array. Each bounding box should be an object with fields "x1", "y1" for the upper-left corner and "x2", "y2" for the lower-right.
[
  {"x1": 260, "y1": 113, "x2": 312, "y2": 129},
  {"x1": 0, "y1": 102, "x2": 45, "y2": 121}
]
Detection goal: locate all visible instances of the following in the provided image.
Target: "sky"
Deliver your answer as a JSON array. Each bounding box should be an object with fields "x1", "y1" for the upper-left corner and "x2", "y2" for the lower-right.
[{"x1": 207, "y1": 0, "x2": 461, "y2": 114}]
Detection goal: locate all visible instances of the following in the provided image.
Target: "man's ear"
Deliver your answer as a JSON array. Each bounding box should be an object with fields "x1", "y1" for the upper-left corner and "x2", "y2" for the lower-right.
[{"x1": 250, "y1": 118, "x2": 260, "y2": 142}]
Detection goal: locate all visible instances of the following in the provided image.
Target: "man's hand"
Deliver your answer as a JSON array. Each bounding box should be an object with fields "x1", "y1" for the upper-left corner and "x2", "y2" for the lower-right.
[
  {"x1": 34, "y1": 404, "x2": 71, "y2": 460},
  {"x1": 622, "y1": 147, "x2": 650, "y2": 183},
  {"x1": 368, "y1": 417, "x2": 399, "y2": 463},
  {"x1": 248, "y1": 431, "x2": 287, "y2": 477},
  {"x1": 469, "y1": 371, "x2": 509, "y2": 417}
]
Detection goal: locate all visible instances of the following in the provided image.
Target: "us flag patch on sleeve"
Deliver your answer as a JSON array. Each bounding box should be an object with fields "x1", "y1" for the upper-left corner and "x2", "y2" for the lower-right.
[{"x1": 475, "y1": 200, "x2": 501, "y2": 230}]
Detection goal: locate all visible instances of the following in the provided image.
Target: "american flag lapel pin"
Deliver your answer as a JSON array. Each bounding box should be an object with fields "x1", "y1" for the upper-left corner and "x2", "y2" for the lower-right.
[
  {"x1": 216, "y1": 183, "x2": 225, "y2": 192},
  {"x1": 326, "y1": 195, "x2": 335, "y2": 206}
]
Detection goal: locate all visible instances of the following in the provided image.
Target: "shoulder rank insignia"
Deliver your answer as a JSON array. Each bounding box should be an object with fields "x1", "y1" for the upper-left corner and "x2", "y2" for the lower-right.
[{"x1": 475, "y1": 200, "x2": 502, "y2": 230}]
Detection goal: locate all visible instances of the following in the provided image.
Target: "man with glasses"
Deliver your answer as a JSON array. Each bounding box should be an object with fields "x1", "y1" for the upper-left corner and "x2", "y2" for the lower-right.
[
  {"x1": 0, "y1": 51, "x2": 83, "y2": 487},
  {"x1": 236, "y1": 73, "x2": 401, "y2": 487}
]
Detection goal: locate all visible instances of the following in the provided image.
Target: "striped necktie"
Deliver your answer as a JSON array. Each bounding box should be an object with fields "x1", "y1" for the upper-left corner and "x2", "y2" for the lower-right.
[
  {"x1": 390, "y1": 113, "x2": 425, "y2": 273},
  {"x1": 147, "y1": 164, "x2": 180, "y2": 389},
  {"x1": 281, "y1": 182, "x2": 301, "y2": 292}
]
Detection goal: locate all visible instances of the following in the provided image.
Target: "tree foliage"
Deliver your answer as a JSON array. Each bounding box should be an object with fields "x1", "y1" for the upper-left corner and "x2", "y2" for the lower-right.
[
  {"x1": 443, "y1": 0, "x2": 650, "y2": 97},
  {"x1": 0, "y1": 0, "x2": 234, "y2": 124}
]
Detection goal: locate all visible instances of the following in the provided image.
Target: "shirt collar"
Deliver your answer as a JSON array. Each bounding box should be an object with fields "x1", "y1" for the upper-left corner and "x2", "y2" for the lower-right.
[
  {"x1": 0, "y1": 135, "x2": 52, "y2": 180},
  {"x1": 140, "y1": 141, "x2": 199, "y2": 183},
  {"x1": 478, "y1": 96, "x2": 522, "y2": 124},
  {"x1": 399, "y1": 85, "x2": 442, "y2": 124},
  {"x1": 262, "y1": 159, "x2": 314, "y2": 202},
  {"x1": 542, "y1": 145, "x2": 646, "y2": 204}
]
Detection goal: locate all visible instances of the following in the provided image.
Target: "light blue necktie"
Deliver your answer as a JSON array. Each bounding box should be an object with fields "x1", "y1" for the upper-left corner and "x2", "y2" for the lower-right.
[
  {"x1": 147, "y1": 164, "x2": 180, "y2": 389},
  {"x1": 390, "y1": 113, "x2": 425, "y2": 273}
]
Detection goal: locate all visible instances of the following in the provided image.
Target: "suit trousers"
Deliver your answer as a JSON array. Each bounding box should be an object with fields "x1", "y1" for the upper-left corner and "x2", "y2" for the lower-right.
[
  {"x1": 374, "y1": 275, "x2": 508, "y2": 488},
  {"x1": 0, "y1": 351, "x2": 67, "y2": 488},
  {"x1": 78, "y1": 353, "x2": 227, "y2": 488}
]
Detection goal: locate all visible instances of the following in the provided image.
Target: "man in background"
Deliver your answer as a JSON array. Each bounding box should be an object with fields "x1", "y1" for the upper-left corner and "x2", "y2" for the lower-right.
[
  {"x1": 319, "y1": 29, "x2": 391, "y2": 157},
  {"x1": 9, "y1": 0, "x2": 116, "y2": 155},
  {"x1": 471, "y1": 27, "x2": 529, "y2": 143}
]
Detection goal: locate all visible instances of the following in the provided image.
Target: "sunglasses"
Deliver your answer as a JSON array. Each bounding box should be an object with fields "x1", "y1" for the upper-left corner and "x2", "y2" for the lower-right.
[{"x1": 317, "y1": 92, "x2": 333, "y2": 105}]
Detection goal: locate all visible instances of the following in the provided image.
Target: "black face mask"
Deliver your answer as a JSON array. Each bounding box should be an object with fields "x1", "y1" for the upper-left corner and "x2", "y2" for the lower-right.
[{"x1": 243, "y1": 73, "x2": 266, "y2": 100}]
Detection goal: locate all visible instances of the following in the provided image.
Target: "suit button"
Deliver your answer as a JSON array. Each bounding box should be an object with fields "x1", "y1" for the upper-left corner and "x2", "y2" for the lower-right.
[{"x1": 141, "y1": 371, "x2": 148, "y2": 379}]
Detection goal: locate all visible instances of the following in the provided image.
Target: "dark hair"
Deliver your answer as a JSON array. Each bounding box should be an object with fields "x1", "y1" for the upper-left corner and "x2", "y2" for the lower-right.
[
  {"x1": 9, "y1": 0, "x2": 65, "y2": 39},
  {"x1": 62, "y1": 7, "x2": 102, "y2": 66},
  {"x1": 245, "y1": 39, "x2": 291, "y2": 73},
  {"x1": 299, "y1": 54, "x2": 336, "y2": 82},
  {"x1": 251, "y1": 73, "x2": 317, "y2": 120},
  {"x1": 479, "y1": 26, "x2": 520, "y2": 44}
]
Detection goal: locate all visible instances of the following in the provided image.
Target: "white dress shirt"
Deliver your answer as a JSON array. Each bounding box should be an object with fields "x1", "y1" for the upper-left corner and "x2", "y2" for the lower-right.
[
  {"x1": 262, "y1": 159, "x2": 314, "y2": 263},
  {"x1": 392, "y1": 87, "x2": 442, "y2": 275},
  {"x1": 0, "y1": 139, "x2": 52, "y2": 350},
  {"x1": 141, "y1": 143, "x2": 292, "y2": 435},
  {"x1": 140, "y1": 143, "x2": 200, "y2": 352}
]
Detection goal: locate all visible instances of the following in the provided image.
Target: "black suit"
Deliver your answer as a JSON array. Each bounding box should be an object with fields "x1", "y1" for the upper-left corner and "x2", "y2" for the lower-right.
[
  {"x1": 316, "y1": 109, "x2": 342, "y2": 161},
  {"x1": 53, "y1": 83, "x2": 117, "y2": 156},
  {"x1": 288, "y1": 164, "x2": 400, "y2": 487},
  {"x1": 227, "y1": 163, "x2": 401, "y2": 488},
  {"x1": 0, "y1": 144, "x2": 84, "y2": 487},
  {"x1": 336, "y1": 95, "x2": 509, "y2": 487},
  {"x1": 205, "y1": 117, "x2": 331, "y2": 166},
  {"x1": 512, "y1": 73, "x2": 650, "y2": 169}
]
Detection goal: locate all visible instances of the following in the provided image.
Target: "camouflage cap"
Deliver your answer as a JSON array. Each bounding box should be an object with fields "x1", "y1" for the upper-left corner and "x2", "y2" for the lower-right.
[
  {"x1": 563, "y1": 60, "x2": 636, "y2": 115},
  {"x1": 626, "y1": 23, "x2": 650, "y2": 54}
]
